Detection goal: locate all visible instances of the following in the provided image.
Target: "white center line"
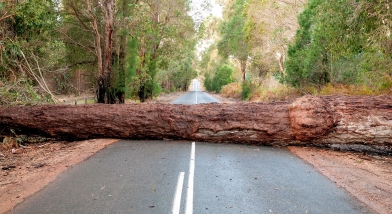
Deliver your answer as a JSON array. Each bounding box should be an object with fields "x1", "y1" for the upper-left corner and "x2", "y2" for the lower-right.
[
  {"x1": 195, "y1": 91, "x2": 198, "y2": 104},
  {"x1": 185, "y1": 142, "x2": 196, "y2": 214},
  {"x1": 172, "y1": 172, "x2": 185, "y2": 214}
]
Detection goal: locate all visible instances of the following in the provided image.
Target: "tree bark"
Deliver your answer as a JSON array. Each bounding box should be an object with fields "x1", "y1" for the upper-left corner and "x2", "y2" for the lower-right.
[
  {"x1": 240, "y1": 58, "x2": 247, "y2": 82},
  {"x1": 0, "y1": 96, "x2": 391, "y2": 147},
  {"x1": 97, "y1": 0, "x2": 114, "y2": 104},
  {"x1": 115, "y1": 0, "x2": 129, "y2": 104}
]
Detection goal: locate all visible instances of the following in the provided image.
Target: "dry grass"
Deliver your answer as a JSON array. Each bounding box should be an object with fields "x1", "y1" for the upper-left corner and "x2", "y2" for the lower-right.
[
  {"x1": 318, "y1": 83, "x2": 392, "y2": 96},
  {"x1": 219, "y1": 75, "x2": 392, "y2": 103},
  {"x1": 251, "y1": 85, "x2": 300, "y2": 102},
  {"x1": 220, "y1": 82, "x2": 242, "y2": 99}
]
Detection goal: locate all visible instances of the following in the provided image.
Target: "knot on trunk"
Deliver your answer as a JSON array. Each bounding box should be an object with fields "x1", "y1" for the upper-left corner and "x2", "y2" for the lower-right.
[{"x1": 289, "y1": 96, "x2": 334, "y2": 141}]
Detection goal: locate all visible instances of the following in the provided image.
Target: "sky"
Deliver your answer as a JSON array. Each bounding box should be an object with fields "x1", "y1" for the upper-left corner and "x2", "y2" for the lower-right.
[
  {"x1": 189, "y1": 0, "x2": 223, "y2": 26},
  {"x1": 188, "y1": 0, "x2": 223, "y2": 59},
  {"x1": 210, "y1": 1, "x2": 223, "y2": 19}
]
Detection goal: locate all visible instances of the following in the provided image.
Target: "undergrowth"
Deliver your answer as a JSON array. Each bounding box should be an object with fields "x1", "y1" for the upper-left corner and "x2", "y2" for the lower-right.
[
  {"x1": 0, "y1": 79, "x2": 52, "y2": 106},
  {"x1": 220, "y1": 77, "x2": 392, "y2": 102}
]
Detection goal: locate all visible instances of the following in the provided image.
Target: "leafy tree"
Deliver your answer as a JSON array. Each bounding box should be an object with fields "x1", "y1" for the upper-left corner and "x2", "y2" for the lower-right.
[
  {"x1": 62, "y1": 0, "x2": 116, "y2": 103},
  {"x1": 284, "y1": 0, "x2": 392, "y2": 91},
  {"x1": 217, "y1": 0, "x2": 249, "y2": 82},
  {"x1": 204, "y1": 63, "x2": 234, "y2": 92},
  {"x1": 1, "y1": 0, "x2": 61, "y2": 102},
  {"x1": 242, "y1": 0, "x2": 304, "y2": 81},
  {"x1": 129, "y1": 0, "x2": 196, "y2": 102}
]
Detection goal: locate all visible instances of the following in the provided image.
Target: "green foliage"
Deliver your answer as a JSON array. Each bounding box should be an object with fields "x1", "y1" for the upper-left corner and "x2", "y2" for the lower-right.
[
  {"x1": 14, "y1": 0, "x2": 58, "y2": 39},
  {"x1": 0, "y1": 79, "x2": 52, "y2": 106},
  {"x1": 217, "y1": 0, "x2": 250, "y2": 61},
  {"x1": 204, "y1": 64, "x2": 234, "y2": 93},
  {"x1": 284, "y1": 0, "x2": 392, "y2": 92},
  {"x1": 125, "y1": 37, "x2": 138, "y2": 99},
  {"x1": 241, "y1": 81, "x2": 253, "y2": 100},
  {"x1": 204, "y1": 73, "x2": 213, "y2": 92},
  {"x1": 1, "y1": 0, "x2": 60, "y2": 75},
  {"x1": 129, "y1": 0, "x2": 197, "y2": 101}
]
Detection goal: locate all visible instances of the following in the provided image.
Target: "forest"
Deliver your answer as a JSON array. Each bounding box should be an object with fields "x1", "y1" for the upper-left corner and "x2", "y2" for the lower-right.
[
  {"x1": 0, "y1": 0, "x2": 198, "y2": 105},
  {"x1": 0, "y1": 0, "x2": 391, "y2": 105},
  {"x1": 201, "y1": 0, "x2": 392, "y2": 100}
]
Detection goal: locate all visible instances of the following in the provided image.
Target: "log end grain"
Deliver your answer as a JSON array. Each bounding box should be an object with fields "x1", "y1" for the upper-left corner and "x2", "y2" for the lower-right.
[{"x1": 289, "y1": 96, "x2": 335, "y2": 141}]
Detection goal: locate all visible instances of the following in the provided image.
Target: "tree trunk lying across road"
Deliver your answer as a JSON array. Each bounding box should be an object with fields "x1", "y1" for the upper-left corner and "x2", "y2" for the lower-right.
[{"x1": 0, "y1": 95, "x2": 391, "y2": 147}]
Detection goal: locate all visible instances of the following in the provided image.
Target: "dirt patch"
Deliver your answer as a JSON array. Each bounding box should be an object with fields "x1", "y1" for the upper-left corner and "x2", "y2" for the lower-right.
[
  {"x1": 289, "y1": 146, "x2": 392, "y2": 214},
  {"x1": 209, "y1": 92, "x2": 239, "y2": 103},
  {"x1": 0, "y1": 139, "x2": 119, "y2": 213},
  {"x1": 146, "y1": 91, "x2": 187, "y2": 103}
]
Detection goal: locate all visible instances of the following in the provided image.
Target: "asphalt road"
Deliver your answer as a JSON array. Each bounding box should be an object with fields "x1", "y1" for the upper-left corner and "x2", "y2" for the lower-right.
[
  {"x1": 8, "y1": 79, "x2": 374, "y2": 214},
  {"x1": 171, "y1": 79, "x2": 219, "y2": 104}
]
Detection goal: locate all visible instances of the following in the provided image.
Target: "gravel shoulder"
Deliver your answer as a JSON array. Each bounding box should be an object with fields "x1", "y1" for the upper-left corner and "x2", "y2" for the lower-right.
[
  {"x1": 289, "y1": 146, "x2": 392, "y2": 214},
  {"x1": 0, "y1": 139, "x2": 118, "y2": 213}
]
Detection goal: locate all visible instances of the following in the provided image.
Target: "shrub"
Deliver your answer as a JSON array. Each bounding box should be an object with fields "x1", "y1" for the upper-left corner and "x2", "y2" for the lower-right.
[
  {"x1": 221, "y1": 82, "x2": 241, "y2": 99},
  {"x1": 241, "y1": 81, "x2": 253, "y2": 100},
  {"x1": 204, "y1": 64, "x2": 234, "y2": 93}
]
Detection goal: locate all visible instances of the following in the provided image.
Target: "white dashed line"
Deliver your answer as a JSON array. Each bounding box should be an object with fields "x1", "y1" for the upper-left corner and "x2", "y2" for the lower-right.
[
  {"x1": 172, "y1": 172, "x2": 185, "y2": 214},
  {"x1": 185, "y1": 142, "x2": 196, "y2": 214}
]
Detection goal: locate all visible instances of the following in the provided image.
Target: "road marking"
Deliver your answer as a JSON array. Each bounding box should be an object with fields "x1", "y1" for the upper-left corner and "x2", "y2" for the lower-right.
[
  {"x1": 193, "y1": 79, "x2": 198, "y2": 104},
  {"x1": 172, "y1": 172, "x2": 185, "y2": 214},
  {"x1": 186, "y1": 142, "x2": 196, "y2": 214},
  {"x1": 195, "y1": 91, "x2": 198, "y2": 104}
]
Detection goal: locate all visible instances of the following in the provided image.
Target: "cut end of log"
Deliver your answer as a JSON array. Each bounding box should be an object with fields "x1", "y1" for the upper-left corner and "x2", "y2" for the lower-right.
[{"x1": 289, "y1": 96, "x2": 335, "y2": 141}]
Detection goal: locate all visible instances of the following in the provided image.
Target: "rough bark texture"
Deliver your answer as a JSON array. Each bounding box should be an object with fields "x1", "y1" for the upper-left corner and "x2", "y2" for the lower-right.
[
  {"x1": 0, "y1": 96, "x2": 391, "y2": 147},
  {"x1": 98, "y1": 0, "x2": 114, "y2": 104}
]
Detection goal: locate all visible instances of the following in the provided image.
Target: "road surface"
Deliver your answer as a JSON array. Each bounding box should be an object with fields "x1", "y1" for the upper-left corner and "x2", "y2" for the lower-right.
[
  {"x1": 9, "y1": 79, "x2": 374, "y2": 214},
  {"x1": 171, "y1": 79, "x2": 220, "y2": 104}
]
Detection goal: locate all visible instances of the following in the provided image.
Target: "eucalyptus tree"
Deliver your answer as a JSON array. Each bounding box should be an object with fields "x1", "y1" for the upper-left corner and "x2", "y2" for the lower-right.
[
  {"x1": 0, "y1": 0, "x2": 61, "y2": 102},
  {"x1": 242, "y1": 0, "x2": 304, "y2": 80},
  {"x1": 284, "y1": 0, "x2": 392, "y2": 90},
  {"x1": 62, "y1": 0, "x2": 116, "y2": 103},
  {"x1": 128, "y1": 0, "x2": 196, "y2": 101},
  {"x1": 217, "y1": 0, "x2": 249, "y2": 82}
]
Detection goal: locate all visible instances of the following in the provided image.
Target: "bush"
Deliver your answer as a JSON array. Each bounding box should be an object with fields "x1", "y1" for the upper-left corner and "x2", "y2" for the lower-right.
[
  {"x1": 221, "y1": 82, "x2": 241, "y2": 99},
  {"x1": 204, "y1": 64, "x2": 234, "y2": 93},
  {"x1": 204, "y1": 74, "x2": 213, "y2": 92},
  {"x1": 0, "y1": 79, "x2": 52, "y2": 106},
  {"x1": 152, "y1": 81, "x2": 163, "y2": 97},
  {"x1": 241, "y1": 81, "x2": 253, "y2": 100}
]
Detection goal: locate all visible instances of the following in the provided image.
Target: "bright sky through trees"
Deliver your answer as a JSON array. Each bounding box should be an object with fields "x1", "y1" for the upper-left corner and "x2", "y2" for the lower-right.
[{"x1": 188, "y1": 0, "x2": 222, "y2": 27}]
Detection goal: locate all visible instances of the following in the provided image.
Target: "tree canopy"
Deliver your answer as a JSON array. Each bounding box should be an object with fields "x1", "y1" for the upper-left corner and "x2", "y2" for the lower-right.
[
  {"x1": 1, "y1": 0, "x2": 391, "y2": 106},
  {"x1": 284, "y1": 0, "x2": 392, "y2": 91},
  {"x1": 1, "y1": 0, "x2": 197, "y2": 104}
]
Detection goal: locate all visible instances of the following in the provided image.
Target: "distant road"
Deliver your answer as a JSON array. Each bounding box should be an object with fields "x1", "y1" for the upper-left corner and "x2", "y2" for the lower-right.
[
  {"x1": 171, "y1": 79, "x2": 220, "y2": 104},
  {"x1": 171, "y1": 79, "x2": 219, "y2": 105}
]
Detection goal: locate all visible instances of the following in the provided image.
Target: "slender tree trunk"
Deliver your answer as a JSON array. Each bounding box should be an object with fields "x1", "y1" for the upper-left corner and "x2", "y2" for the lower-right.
[
  {"x1": 116, "y1": 0, "x2": 130, "y2": 104},
  {"x1": 240, "y1": 58, "x2": 247, "y2": 82},
  {"x1": 98, "y1": 0, "x2": 114, "y2": 104},
  {"x1": 278, "y1": 53, "x2": 285, "y2": 75},
  {"x1": 87, "y1": 0, "x2": 105, "y2": 103},
  {"x1": 330, "y1": 52, "x2": 333, "y2": 84}
]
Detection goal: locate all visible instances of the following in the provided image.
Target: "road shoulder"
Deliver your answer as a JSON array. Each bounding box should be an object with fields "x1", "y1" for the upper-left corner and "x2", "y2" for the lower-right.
[
  {"x1": 0, "y1": 139, "x2": 119, "y2": 213},
  {"x1": 289, "y1": 146, "x2": 392, "y2": 214}
]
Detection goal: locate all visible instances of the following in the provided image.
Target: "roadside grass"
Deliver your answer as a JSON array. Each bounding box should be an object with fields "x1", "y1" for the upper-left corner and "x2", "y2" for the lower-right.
[
  {"x1": 220, "y1": 78, "x2": 392, "y2": 102},
  {"x1": 220, "y1": 82, "x2": 242, "y2": 99}
]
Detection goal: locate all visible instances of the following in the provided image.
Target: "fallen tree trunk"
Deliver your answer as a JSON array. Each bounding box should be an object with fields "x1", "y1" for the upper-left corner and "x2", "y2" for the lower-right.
[{"x1": 0, "y1": 96, "x2": 391, "y2": 147}]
